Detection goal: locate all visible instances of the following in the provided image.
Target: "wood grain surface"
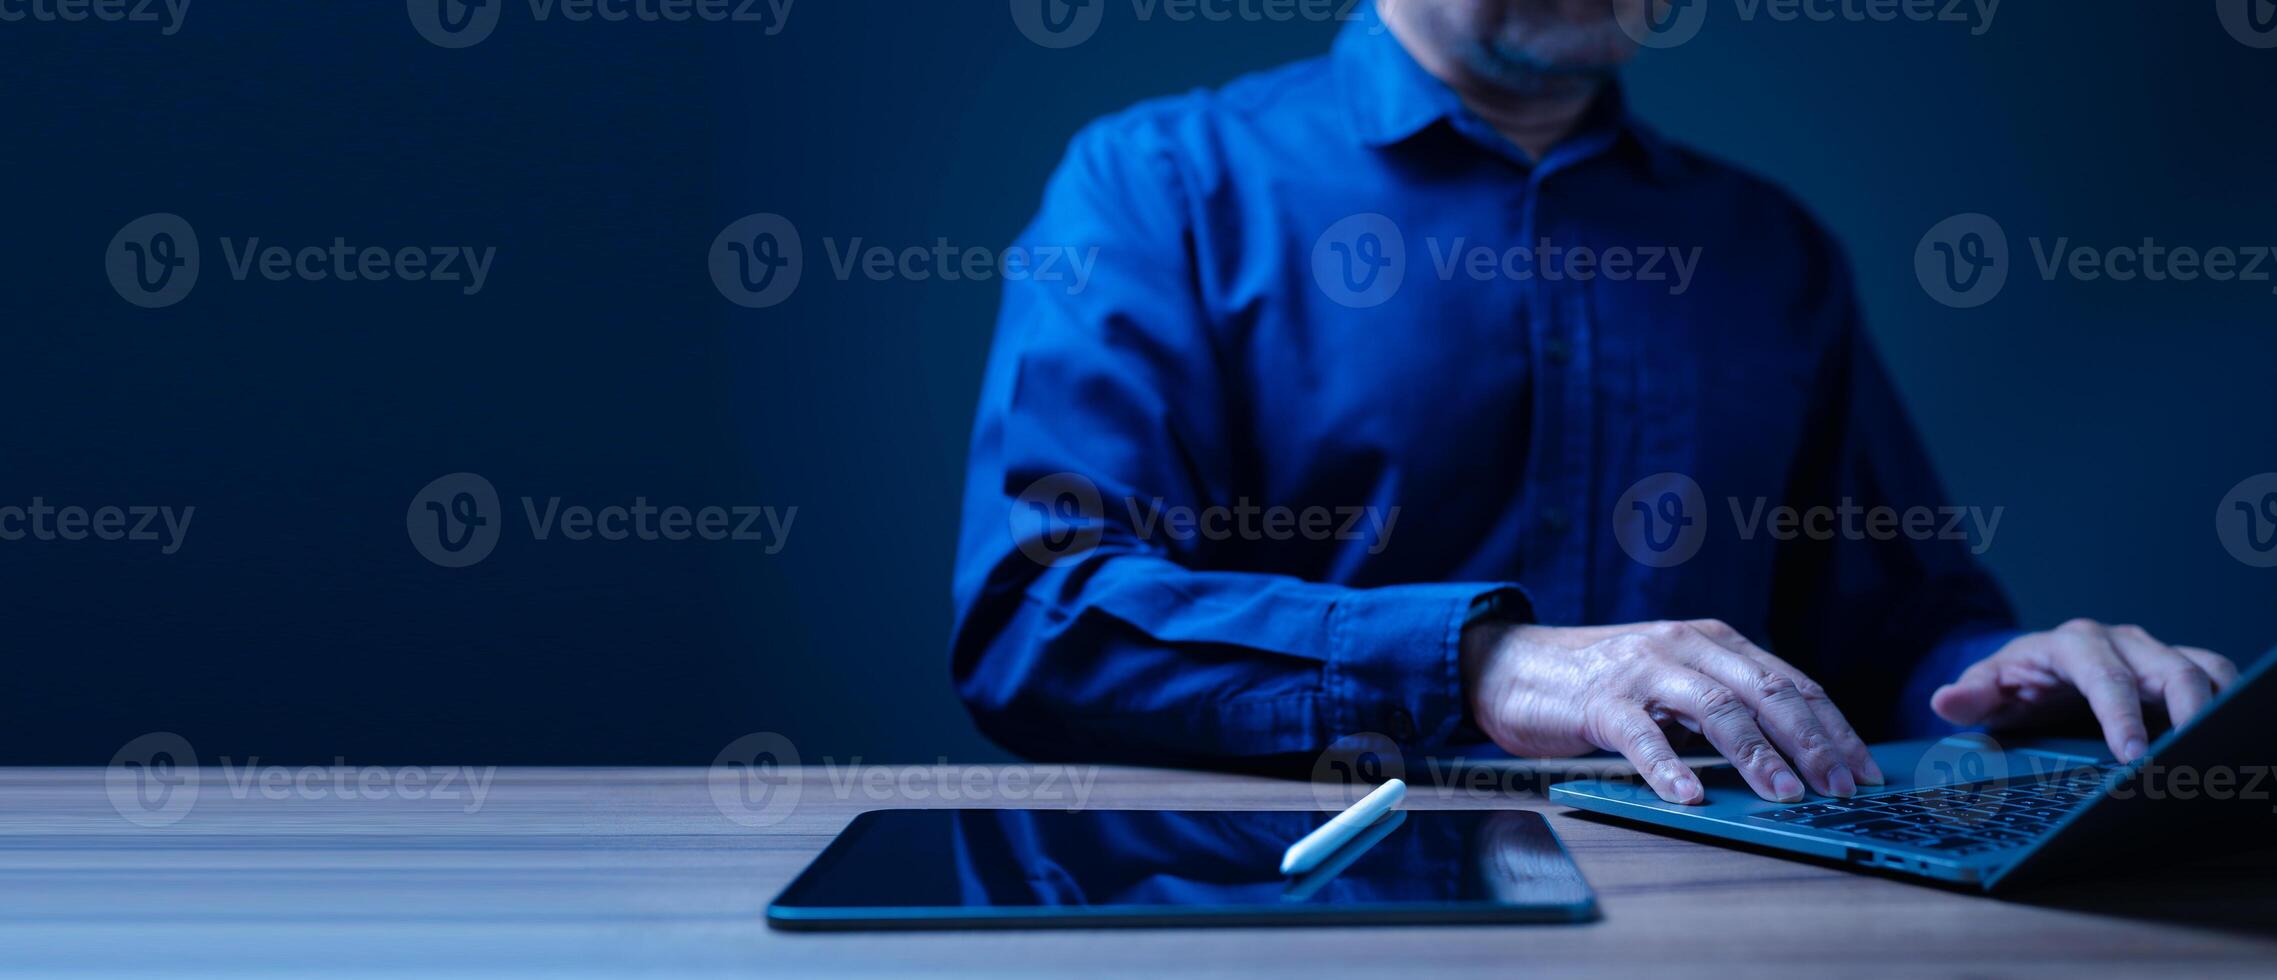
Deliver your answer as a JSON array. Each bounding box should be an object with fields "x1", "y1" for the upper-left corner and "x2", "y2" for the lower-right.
[{"x1": 5, "y1": 765, "x2": 2273, "y2": 977}]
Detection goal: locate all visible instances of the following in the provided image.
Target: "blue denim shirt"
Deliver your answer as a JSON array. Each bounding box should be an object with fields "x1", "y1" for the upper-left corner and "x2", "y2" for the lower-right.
[{"x1": 952, "y1": 10, "x2": 2017, "y2": 766}]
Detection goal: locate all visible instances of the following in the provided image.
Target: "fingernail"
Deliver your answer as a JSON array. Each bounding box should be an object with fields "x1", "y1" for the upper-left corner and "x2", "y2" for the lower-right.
[
  {"x1": 1672, "y1": 775, "x2": 1703, "y2": 804},
  {"x1": 2123, "y1": 738, "x2": 2147, "y2": 762},
  {"x1": 1772, "y1": 770, "x2": 1804, "y2": 802},
  {"x1": 1827, "y1": 765, "x2": 1857, "y2": 798}
]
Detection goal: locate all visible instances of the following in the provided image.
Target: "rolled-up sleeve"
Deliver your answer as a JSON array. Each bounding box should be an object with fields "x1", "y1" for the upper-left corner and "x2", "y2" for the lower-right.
[{"x1": 950, "y1": 115, "x2": 1527, "y2": 765}]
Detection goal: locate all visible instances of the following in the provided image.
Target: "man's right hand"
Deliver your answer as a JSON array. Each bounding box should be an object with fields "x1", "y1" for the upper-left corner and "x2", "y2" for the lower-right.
[{"x1": 1460, "y1": 619, "x2": 1883, "y2": 805}]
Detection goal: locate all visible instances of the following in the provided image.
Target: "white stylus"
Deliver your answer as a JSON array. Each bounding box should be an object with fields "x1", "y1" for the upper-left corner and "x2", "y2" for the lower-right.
[{"x1": 1279, "y1": 778, "x2": 1407, "y2": 876}]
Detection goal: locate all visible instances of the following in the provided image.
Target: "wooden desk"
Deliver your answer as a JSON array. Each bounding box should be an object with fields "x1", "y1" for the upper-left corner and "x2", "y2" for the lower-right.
[{"x1": 5, "y1": 765, "x2": 2273, "y2": 977}]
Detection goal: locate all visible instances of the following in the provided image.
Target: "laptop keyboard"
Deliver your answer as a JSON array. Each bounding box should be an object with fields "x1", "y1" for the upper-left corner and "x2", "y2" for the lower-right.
[{"x1": 1754, "y1": 764, "x2": 2123, "y2": 856}]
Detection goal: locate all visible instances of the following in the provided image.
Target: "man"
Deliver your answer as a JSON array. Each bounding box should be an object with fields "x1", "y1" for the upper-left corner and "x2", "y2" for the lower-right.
[{"x1": 952, "y1": 0, "x2": 2237, "y2": 804}]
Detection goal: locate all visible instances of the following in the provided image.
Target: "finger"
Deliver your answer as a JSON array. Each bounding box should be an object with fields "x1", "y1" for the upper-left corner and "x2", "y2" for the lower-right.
[
  {"x1": 1587, "y1": 703, "x2": 1703, "y2": 805},
  {"x1": 2176, "y1": 646, "x2": 2240, "y2": 691},
  {"x1": 1652, "y1": 667, "x2": 1805, "y2": 803},
  {"x1": 2047, "y1": 621, "x2": 2150, "y2": 763},
  {"x1": 1931, "y1": 656, "x2": 2008, "y2": 727},
  {"x1": 1674, "y1": 625, "x2": 1854, "y2": 797},
  {"x1": 1692, "y1": 621, "x2": 1881, "y2": 786},
  {"x1": 1744, "y1": 650, "x2": 1881, "y2": 784},
  {"x1": 2107, "y1": 626, "x2": 2215, "y2": 729}
]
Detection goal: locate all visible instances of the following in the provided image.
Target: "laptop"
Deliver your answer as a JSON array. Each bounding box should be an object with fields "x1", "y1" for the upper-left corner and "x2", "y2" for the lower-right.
[{"x1": 1548, "y1": 647, "x2": 2277, "y2": 893}]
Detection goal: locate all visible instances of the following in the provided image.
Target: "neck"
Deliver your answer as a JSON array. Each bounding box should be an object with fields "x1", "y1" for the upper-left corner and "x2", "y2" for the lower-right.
[{"x1": 1378, "y1": 10, "x2": 1605, "y2": 162}]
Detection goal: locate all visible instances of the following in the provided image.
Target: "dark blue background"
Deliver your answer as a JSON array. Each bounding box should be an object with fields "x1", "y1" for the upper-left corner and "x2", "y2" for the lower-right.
[{"x1": 3, "y1": 2, "x2": 2271, "y2": 763}]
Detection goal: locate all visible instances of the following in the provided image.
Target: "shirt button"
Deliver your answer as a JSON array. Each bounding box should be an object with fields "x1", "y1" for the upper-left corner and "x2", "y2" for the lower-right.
[
  {"x1": 1542, "y1": 507, "x2": 1571, "y2": 534},
  {"x1": 1386, "y1": 708, "x2": 1418, "y2": 742},
  {"x1": 1543, "y1": 337, "x2": 1572, "y2": 366}
]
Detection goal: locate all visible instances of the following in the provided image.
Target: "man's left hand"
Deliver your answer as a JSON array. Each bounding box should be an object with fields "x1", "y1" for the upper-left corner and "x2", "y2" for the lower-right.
[{"x1": 1932, "y1": 619, "x2": 2238, "y2": 763}]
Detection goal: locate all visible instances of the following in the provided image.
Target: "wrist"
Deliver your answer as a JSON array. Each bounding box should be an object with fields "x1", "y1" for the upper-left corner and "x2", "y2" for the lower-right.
[{"x1": 1460, "y1": 618, "x2": 1525, "y2": 714}]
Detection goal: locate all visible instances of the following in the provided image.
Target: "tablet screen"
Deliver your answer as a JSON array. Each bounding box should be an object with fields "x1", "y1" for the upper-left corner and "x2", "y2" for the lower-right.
[{"x1": 768, "y1": 808, "x2": 1596, "y2": 930}]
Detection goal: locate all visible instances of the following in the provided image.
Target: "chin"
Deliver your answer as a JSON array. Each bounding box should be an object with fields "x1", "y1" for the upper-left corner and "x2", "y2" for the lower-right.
[
  {"x1": 1478, "y1": 38, "x2": 1632, "y2": 90},
  {"x1": 1475, "y1": 14, "x2": 1636, "y2": 81}
]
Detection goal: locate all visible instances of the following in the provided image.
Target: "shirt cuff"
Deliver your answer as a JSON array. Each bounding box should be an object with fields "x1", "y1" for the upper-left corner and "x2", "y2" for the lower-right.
[
  {"x1": 1896, "y1": 626, "x2": 2026, "y2": 738},
  {"x1": 1325, "y1": 582, "x2": 1533, "y2": 749}
]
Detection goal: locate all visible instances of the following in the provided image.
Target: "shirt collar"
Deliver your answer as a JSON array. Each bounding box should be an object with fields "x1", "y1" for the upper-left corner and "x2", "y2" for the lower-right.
[{"x1": 1333, "y1": 3, "x2": 1681, "y2": 183}]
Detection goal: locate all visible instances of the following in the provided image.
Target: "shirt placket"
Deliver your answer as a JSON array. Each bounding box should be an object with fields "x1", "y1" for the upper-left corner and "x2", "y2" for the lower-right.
[{"x1": 1517, "y1": 175, "x2": 1596, "y2": 627}]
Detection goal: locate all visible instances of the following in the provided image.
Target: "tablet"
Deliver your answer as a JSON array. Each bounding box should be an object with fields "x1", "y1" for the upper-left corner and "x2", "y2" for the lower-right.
[{"x1": 766, "y1": 808, "x2": 1597, "y2": 930}]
